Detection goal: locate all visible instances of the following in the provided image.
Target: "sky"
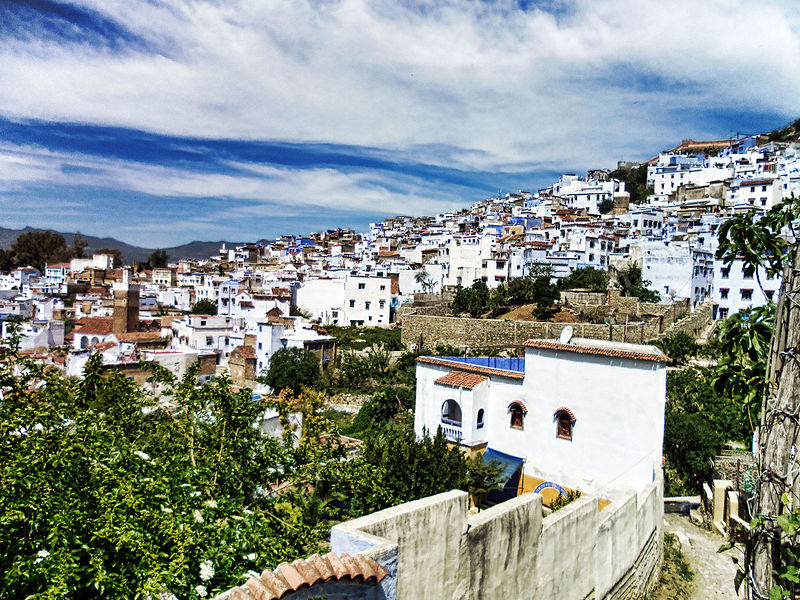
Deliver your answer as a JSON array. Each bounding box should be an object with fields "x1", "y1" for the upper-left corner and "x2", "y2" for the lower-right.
[{"x1": 0, "y1": 0, "x2": 798, "y2": 248}]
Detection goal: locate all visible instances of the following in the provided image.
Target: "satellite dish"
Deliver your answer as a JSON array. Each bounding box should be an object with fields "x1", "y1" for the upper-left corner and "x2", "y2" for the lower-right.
[{"x1": 559, "y1": 325, "x2": 574, "y2": 345}]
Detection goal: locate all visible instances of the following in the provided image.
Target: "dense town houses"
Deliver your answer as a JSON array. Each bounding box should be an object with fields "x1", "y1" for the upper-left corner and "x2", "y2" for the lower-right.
[{"x1": 1, "y1": 134, "x2": 798, "y2": 385}]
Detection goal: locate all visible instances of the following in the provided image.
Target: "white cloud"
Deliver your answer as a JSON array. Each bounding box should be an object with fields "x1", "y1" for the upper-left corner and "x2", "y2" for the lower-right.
[{"x1": 0, "y1": 0, "x2": 797, "y2": 173}]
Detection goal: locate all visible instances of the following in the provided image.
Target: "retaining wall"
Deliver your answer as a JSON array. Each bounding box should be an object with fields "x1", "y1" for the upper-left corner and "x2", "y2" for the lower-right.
[
  {"x1": 400, "y1": 314, "x2": 663, "y2": 349},
  {"x1": 399, "y1": 299, "x2": 706, "y2": 351},
  {"x1": 331, "y1": 477, "x2": 663, "y2": 600}
]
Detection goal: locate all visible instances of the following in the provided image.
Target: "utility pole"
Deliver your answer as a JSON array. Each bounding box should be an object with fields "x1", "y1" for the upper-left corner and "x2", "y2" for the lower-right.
[{"x1": 748, "y1": 244, "x2": 800, "y2": 599}]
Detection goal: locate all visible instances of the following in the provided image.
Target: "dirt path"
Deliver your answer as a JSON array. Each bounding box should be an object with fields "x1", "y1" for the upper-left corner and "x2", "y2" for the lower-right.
[{"x1": 664, "y1": 513, "x2": 740, "y2": 599}]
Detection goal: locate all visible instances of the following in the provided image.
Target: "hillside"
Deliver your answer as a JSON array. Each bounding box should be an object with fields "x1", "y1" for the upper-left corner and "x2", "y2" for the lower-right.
[
  {"x1": 0, "y1": 227, "x2": 241, "y2": 264},
  {"x1": 766, "y1": 117, "x2": 800, "y2": 143}
]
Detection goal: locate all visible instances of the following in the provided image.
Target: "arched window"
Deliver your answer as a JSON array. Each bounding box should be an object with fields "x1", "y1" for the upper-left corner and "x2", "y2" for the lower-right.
[
  {"x1": 441, "y1": 399, "x2": 462, "y2": 426},
  {"x1": 80, "y1": 336, "x2": 89, "y2": 349},
  {"x1": 508, "y1": 401, "x2": 526, "y2": 430},
  {"x1": 476, "y1": 408, "x2": 485, "y2": 429},
  {"x1": 554, "y1": 407, "x2": 576, "y2": 440}
]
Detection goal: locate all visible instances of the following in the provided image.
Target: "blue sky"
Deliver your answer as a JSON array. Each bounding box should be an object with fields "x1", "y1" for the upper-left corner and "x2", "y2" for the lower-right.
[{"x1": 0, "y1": 0, "x2": 798, "y2": 247}]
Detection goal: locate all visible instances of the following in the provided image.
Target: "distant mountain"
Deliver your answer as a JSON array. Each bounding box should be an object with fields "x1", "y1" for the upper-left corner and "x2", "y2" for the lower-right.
[{"x1": 0, "y1": 227, "x2": 242, "y2": 264}]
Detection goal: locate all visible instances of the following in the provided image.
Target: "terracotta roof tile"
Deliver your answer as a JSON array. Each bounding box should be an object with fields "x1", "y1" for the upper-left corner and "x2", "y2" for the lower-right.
[
  {"x1": 224, "y1": 552, "x2": 388, "y2": 600},
  {"x1": 74, "y1": 317, "x2": 113, "y2": 335},
  {"x1": 524, "y1": 340, "x2": 669, "y2": 363},
  {"x1": 435, "y1": 370, "x2": 488, "y2": 390},
  {"x1": 277, "y1": 562, "x2": 305, "y2": 590},
  {"x1": 417, "y1": 356, "x2": 525, "y2": 379},
  {"x1": 739, "y1": 178, "x2": 774, "y2": 187},
  {"x1": 255, "y1": 569, "x2": 290, "y2": 598},
  {"x1": 233, "y1": 345, "x2": 257, "y2": 359},
  {"x1": 117, "y1": 332, "x2": 163, "y2": 342}
]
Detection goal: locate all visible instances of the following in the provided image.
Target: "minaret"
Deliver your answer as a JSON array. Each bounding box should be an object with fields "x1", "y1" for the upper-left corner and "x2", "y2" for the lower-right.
[{"x1": 113, "y1": 268, "x2": 140, "y2": 335}]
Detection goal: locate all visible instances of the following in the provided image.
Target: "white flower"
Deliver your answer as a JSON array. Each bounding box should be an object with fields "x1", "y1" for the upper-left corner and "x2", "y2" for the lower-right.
[
  {"x1": 133, "y1": 450, "x2": 151, "y2": 461},
  {"x1": 34, "y1": 550, "x2": 50, "y2": 564},
  {"x1": 245, "y1": 553, "x2": 256, "y2": 561},
  {"x1": 195, "y1": 585, "x2": 208, "y2": 598},
  {"x1": 199, "y1": 559, "x2": 215, "y2": 582},
  {"x1": 241, "y1": 570, "x2": 259, "y2": 580},
  {"x1": 204, "y1": 499, "x2": 217, "y2": 509},
  {"x1": 159, "y1": 592, "x2": 178, "y2": 600},
  {"x1": 160, "y1": 505, "x2": 173, "y2": 514},
  {"x1": 193, "y1": 509, "x2": 204, "y2": 523},
  {"x1": 190, "y1": 491, "x2": 201, "y2": 497}
]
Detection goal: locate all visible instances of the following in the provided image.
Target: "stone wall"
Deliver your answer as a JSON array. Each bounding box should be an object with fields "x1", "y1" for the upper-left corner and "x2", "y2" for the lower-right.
[
  {"x1": 400, "y1": 298, "x2": 699, "y2": 350},
  {"x1": 331, "y1": 477, "x2": 664, "y2": 600},
  {"x1": 401, "y1": 314, "x2": 663, "y2": 350},
  {"x1": 656, "y1": 301, "x2": 714, "y2": 340}
]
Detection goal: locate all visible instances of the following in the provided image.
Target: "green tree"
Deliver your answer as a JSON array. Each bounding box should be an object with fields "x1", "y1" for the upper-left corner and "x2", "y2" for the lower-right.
[
  {"x1": 609, "y1": 163, "x2": 652, "y2": 205},
  {"x1": 654, "y1": 332, "x2": 699, "y2": 365},
  {"x1": 529, "y1": 263, "x2": 560, "y2": 319},
  {"x1": 10, "y1": 230, "x2": 70, "y2": 271},
  {"x1": 0, "y1": 248, "x2": 12, "y2": 272},
  {"x1": 450, "y1": 279, "x2": 490, "y2": 318},
  {"x1": 148, "y1": 249, "x2": 169, "y2": 269},
  {"x1": 346, "y1": 425, "x2": 470, "y2": 514},
  {"x1": 599, "y1": 198, "x2": 615, "y2": 214},
  {"x1": 261, "y1": 347, "x2": 320, "y2": 393},
  {"x1": 615, "y1": 262, "x2": 661, "y2": 302},
  {"x1": 190, "y1": 298, "x2": 218, "y2": 315},
  {"x1": 559, "y1": 267, "x2": 609, "y2": 292},
  {"x1": 507, "y1": 277, "x2": 534, "y2": 305}
]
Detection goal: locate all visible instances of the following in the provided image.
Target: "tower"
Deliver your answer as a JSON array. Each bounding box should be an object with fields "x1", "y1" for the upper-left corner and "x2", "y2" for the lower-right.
[{"x1": 113, "y1": 269, "x2": 140, "y2": 336}]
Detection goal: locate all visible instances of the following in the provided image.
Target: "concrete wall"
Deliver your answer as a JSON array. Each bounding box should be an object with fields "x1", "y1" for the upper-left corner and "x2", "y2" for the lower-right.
[{"x1": 331, "y1": 480, "x2": 663, "y2": 600}]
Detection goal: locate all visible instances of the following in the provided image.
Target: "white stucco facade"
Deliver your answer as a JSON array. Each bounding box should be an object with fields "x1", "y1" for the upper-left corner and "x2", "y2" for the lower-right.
[{"x1": 414, "y1": 338, "x2": 667, "y2": 497}]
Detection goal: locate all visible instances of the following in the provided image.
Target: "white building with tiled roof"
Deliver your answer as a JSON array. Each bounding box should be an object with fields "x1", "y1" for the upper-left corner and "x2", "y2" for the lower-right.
[{"x1": 414, "y1": 337, "x2": 667, "y2": 502}]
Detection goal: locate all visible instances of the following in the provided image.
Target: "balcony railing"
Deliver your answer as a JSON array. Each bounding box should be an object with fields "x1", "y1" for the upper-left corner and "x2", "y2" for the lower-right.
[{"x1": 441, "y1": 425, "x2": 462, "y2": 443}]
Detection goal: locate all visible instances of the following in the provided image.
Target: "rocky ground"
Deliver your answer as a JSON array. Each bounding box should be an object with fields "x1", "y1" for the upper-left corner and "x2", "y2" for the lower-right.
[{"x1": 664, "y1": 513, "x2": 740, "y2": 599}]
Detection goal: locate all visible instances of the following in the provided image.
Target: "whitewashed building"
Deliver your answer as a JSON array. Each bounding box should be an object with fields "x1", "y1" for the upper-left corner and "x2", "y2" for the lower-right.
[{"x1": 414, "y1": 337, "x2": 668, "y2": 500}]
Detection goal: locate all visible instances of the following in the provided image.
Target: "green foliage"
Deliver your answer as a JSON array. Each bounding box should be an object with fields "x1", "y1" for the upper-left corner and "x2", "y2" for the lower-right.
[
  {"x1": 337, "y1": 345, "x2": 391, "y2": 387},
  {"x1": 558, "y1": 266, "x2": 609, "y2": 292},
  {"x1": 663, "y1": 367, "x2": 749, "y2": 495},
  {"x1": 190, "y1": 298, "x2": 218, "y2": 315},
  {"x1": 615, "y1": 261, "x2": 661, "y2": 302},
  {"x1": 261, "y1": 347, "x2": 320, "y2": 393},
  {"x1": 148, "y1": 249, "x2": 169, "y2": 269},
  {"x1": 712, "y1": 304, "x2": 775, "y2": 428},
  {"x1": 599, "y1": 197, "x2": 615, "y2": 214},
  {"x1": 0, "y1": 341, "x2": 326, "y2": 599},
  {"x1": 762, "y1": 493, "x2": 800, "y2": 599},
  {"x1": 550, "y1": 488, "x2": 582, "y2": 512},
  {"x1": 506, "y1": 277, "x2": 535, "y2": 305},
  {"x1": 325, "y1": 325, "x2": 402, "y2": 351},
  {"x1": 766, "y1": 117, "x2": 800, "y2": 143},
  {"x1": 464, "y1": 455, "x2": 504, "y2": 505},
  {"x1": 7, "y1": 230, "x2": 87, "y2": 272},
  {"x1": 349, "y1": 388, "x2": 405, "y2": 434},
  {"x1": 345, "y1": 425, "x2": 470, "y2": 514},
  {"x1": 450, "y1": 279, "x2": 491, "y2": 317},
  {"x1": 609, "y1": 163, "x2": 652, "y2": 205},
  {"x1": 654, "y1": 332, "x2": 699, "y2": 365},
  {"x1": 650, "y1": 533, "x2": 694, "y2": 600},
  {"x1": 0, "y1": 330, "x2": 483, "y2": 599}
]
